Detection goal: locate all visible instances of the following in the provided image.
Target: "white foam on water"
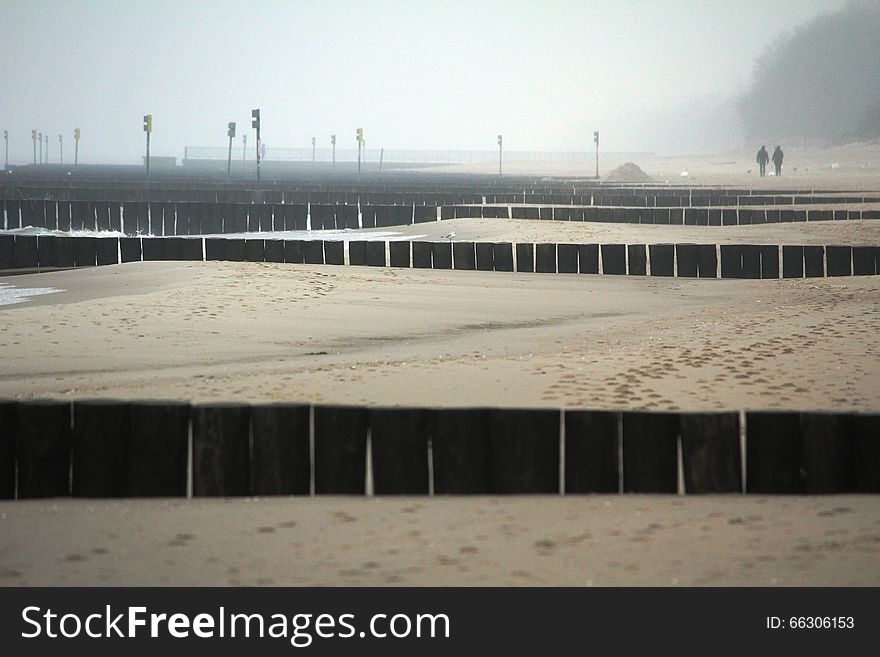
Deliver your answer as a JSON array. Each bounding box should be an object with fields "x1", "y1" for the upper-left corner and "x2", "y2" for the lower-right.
[
  {"x1": 1, "y1": 227, "x2": 423, "y2": 242},
  {"x1": 0, "y1": 282, "x2": 63, "y2": 307},
  {"x1": 0, "y1": 226, "x2": 125, "y2": 238},
  {"x1": 200, "y1": 229, "x2": 425, "y2": 243}
]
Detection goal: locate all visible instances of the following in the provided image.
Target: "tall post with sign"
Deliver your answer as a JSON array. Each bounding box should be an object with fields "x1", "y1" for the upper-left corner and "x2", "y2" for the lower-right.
[
  {"x1": 356, "y1": 128, "x2": 364, "y2": 175},
  {"x1": 331, "y1": 134, "x2": 336, "y2": 170},
  {"x1": 252, "y1": 109, "x2": 261, "y2": 183},
  {"x1": 74, "y1": 128, "x2": 80, "y2": 165},
  {"x1": 594, "y1": 130, "x2": 599, "y2": 179},
  {"x1": 497, "y1": 134, "x2": 503, "y2": 176},
  {"x1": 143, "y1": 114, "x2": 153, "y2": 179},
  {"x1": 227, "y1": 122, "x2": 236, "y2": 178}
]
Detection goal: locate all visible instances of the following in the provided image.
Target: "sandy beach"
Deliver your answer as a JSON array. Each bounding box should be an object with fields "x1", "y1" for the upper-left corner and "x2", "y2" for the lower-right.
[
  {"x1": 2, "y1": 496, "x2": 878, "y2": 587},
  {"x1": 436, "y1": 143, "x2": 880, "y2": 188},
  {"x1": 2, "y1": 159, "x2": 879, "y2": 586},
  {"x1": 365, "y1": 216, "x2": 880, "y2": 247},
  {"x1": 2, "y1": 255, "x2": 879, "y2": 586},
  {"x1": 2, "y1": 261, "x2": 879, "y2": 412}
]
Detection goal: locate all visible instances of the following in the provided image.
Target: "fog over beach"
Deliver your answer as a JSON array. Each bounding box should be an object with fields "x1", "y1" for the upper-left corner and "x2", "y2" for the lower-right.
[{"x1": 4, "y1": 0, "x2": 876, "y2": 162}]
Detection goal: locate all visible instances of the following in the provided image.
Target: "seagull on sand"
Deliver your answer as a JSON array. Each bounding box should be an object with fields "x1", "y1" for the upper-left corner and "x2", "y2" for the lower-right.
[{"x1": 441, "y1": 231, "x2": 456, "y2": 241}]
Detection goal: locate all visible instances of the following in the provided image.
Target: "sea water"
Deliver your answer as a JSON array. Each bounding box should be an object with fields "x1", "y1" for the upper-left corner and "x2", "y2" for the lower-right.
[
  {"x1": 196, "y1": 229, "x2": 423, "y2": 243},
  {"x1": 1, "y1": 226, "x2": 423, "y2": 243},
  {"x1": 0, "y1": 281, "x2": 62, "y2": 307}
]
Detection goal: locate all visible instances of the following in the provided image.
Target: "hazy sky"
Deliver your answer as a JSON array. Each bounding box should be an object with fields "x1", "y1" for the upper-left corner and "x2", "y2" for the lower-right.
[{"x1": 0, "y1": 0, "x2": 847, "y2": 163}]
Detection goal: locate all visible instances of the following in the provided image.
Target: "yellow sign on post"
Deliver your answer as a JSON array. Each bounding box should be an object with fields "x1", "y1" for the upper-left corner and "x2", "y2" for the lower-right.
[
  {"x1": 356, "y1": 128, "x2": 364, "y2": 143},
  {"x1": 143, "y1": 114, "x2": 153, "y2": 134}
]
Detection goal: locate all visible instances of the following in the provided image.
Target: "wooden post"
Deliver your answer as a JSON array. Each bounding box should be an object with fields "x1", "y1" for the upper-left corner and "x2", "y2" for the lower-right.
[
  {"x1": 128, "y1": 400, "x2": 190, "y2": 497},
  {"x1": 622, "y1": 411, "x2": 678, "y2": 493},
  {"x1": 564, "y1": 410, "x2": 619, "y2": 493},
  {"x1": 314, "y1": 405, "x2": 369, "y2": 494},
  {"x1": 16, "y1": 400, "x2": 72, "y2": 498},
  {"x1": 430, "y1": 408, "x2": 491, "y2": 494},
  {"x1": 600, "y1": 244, "x2": 626, "y2": 275},
  {"x1": 72, "y1": 400, "x2": 130, "y2": 497},
  {"x1": 251, "y1": 403, "x2": 310, "y2": 496},
  {"x1": 192, "y1": 403, "x2": 251, "y2": 496},
  {"x1": 489, "y1": 408, "x2": 559, "y2": 493},
  {"x1": 370, "y1": 408, "x2": 429, "y2": 494},
  {"x1": 627, "y1": 244, "x2": 647, "y2": 275},
  {"x1": 679, "y1": 412, "x2": 742, "y2": 493},
  {"x1": 515, "y1": 243, "x2": 534, "y2": 272},
  {"x1": 389, "y1": 241, "x2": 410, "y2": 268},
  {"x1": 852, "y1": 414, "x2": 880, "y2": 492},
  {"x1": 0, "y1": 400, "x2": 15, "y2": 498},
  {"x1": 746, "y1": 411, "x2": 803, "y2": 493},
  {"x1": 800, "y1": 412, "x2": 854, "y2": 493}
]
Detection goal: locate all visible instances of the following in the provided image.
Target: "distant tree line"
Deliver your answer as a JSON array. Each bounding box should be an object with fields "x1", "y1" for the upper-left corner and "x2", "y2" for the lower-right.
[{"x1": 739, "y1": 1, "x2": 880, "y2": 142}]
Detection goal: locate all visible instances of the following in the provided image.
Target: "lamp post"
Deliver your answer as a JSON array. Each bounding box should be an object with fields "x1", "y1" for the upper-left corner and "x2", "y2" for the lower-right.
[
  {"x1": 38, "y1": 132, "x2": 43, "y2": 164},
  {"x1": 593, "y1": 130, "x2": 599, "y2": 178},
  {"x1": 143, "y1": 114, "x2": 153, "y2": 180},
  {"x1": 58, "y1": 134, "x2": 63, "y2": 165},
  {"x1": 242, "y1": 133, "x2": 247, "y2": 169},
  {"x1": 331, "y1": 134, "x2": 336, "y2": 170},
  {"x1": 226, "y1": 122, "x2": 236, "y2": 177},
  {"x1": 3, "y1": 130, "x2": 7, "y2": 169},
  {"x1": 32, "y1": 130, "x2": 37, "y2": 164},
  {"x1": 356, "y1": 128, "x2": 364, "y2": 174},
  {"x1": 74, "y1": 128, "x2": 80, "y2": 165},
  {"x1": 497, "y1": 134, "x2": 503, "y2": 176},
  {"x1": 251, "y1": 109, "x2": 261, "y2": 182}
]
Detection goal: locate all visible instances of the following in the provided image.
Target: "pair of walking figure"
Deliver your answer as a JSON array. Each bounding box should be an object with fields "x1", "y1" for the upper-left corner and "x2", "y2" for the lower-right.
[{"x1": 757, "y1": 145, "x2": 783, "y2": 176}]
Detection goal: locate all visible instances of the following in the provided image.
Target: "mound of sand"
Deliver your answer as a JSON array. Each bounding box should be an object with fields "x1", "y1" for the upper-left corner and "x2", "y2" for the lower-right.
[{"x1": 603, "y1": 162, "x2": 654, "y2": 183}]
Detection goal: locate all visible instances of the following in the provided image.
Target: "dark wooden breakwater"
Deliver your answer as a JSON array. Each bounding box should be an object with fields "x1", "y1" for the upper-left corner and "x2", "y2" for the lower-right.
[
  {"x1": 1, "y1": 399, "x2": 877, "y2": 498},
  {"x1": 3, "y1": 233, "x2": 879, "y2": 278},
  {"x1": 3, "y1": 198, "x2": 880, "y2": 236}
]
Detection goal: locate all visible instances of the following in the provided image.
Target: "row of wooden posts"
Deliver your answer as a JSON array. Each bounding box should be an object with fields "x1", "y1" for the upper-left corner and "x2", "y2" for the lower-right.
[
  {"x1": 2, "y1": 233, "x2": 880, "y2": 278},
  {"x1": 3, "y1": 199, "x2": 880, "y2": 236},
  {"x1": 5, "y1": 173, "x2": 880, "y2": 206},
  {"x1": 1, "y1": 399, "x2": 877, "y2": 499}
]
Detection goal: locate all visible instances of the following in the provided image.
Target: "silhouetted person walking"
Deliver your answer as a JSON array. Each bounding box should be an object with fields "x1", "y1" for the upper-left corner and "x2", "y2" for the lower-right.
[
  {"x1": 757, "y1": 146, "x2": 769, "y2": 176},
  {"x1": 772, "y1": 145, "x2": 784, "y2": 176}
]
